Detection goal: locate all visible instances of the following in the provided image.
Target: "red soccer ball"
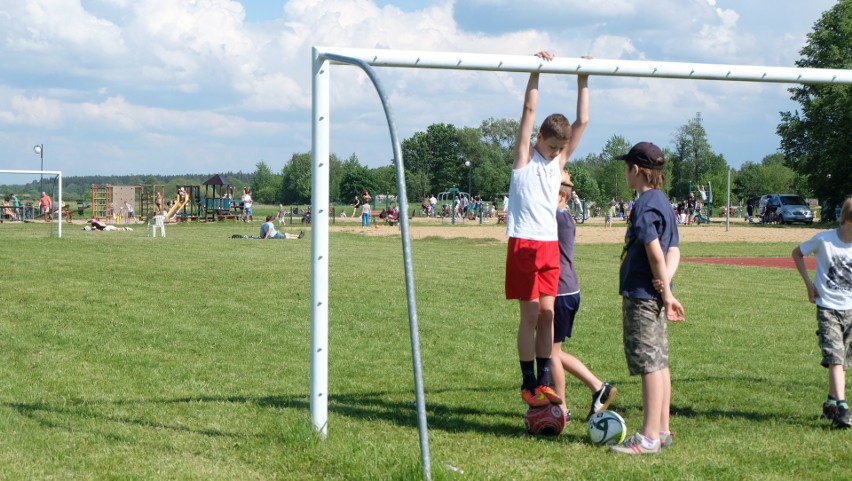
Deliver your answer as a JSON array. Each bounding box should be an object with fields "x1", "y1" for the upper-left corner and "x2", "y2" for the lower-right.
[{"x1": 524, "y1": 405, "x2": 565, "y2": 436}]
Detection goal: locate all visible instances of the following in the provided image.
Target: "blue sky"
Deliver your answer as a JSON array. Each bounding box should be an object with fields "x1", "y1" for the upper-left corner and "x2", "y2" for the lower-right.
[{"x1": 0, "y1": 0, "x2": 840, "y2": 183}]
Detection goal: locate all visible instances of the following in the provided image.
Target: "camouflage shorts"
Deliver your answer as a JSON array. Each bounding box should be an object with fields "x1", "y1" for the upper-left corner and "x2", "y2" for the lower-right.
[
  {"x1": 816, "y1": 307, "x2": 852, "y2": 369},
  {"x1": 622, "y1": 297, "x2": 668, "y2": 376}
]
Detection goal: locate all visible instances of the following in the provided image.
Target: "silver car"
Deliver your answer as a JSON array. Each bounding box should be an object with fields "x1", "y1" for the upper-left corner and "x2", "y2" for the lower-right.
[{"x1": 763, "y1": 194, "x2": 814, "y2": 225}]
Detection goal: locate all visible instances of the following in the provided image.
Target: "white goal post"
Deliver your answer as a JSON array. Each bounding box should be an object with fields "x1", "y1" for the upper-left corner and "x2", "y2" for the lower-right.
[
  {"x1": 311, "y1": 46, "x2": 852, "y2": 480},
  {"x1": 0, "y1": 170, "x2": 64, "y2": 238}
]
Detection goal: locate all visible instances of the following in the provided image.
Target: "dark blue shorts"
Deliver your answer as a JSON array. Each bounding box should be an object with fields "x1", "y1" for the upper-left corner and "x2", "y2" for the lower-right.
[{"x1": 554, "y1": 292, "x2": 580, "y2": 343}]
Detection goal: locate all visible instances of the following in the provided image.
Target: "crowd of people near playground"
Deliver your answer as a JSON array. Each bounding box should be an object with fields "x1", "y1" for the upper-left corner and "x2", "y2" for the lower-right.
[
  {"x1": 1, "y1": 191, "x2": 73, "y2": 223},
  {"x1": 4, "y1": 171, "x2": 821, "y2": 231}
]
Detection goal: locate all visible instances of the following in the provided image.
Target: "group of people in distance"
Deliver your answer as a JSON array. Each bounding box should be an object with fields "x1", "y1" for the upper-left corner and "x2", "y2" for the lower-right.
[
  {"x1": 1, "y1": 193, "x2": 19, "y2": 221},
  {"x1": 505, "y1": 50, "x2": 851, "y2": 455},
  {"x1": 349, "y1": 190, "x2": 373, "y2": 227},
  {"x1": 674, "y1": 186, "x2": 708, "y2": 225},
  {"x1": 1, "y1": 191, "x2": 74, "y2": 223}
]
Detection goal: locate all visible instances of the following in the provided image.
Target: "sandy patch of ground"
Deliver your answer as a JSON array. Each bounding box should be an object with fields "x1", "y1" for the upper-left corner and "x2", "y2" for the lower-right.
[{"x1": 330, "y1": 216, "x2": 826, "y2": 245}]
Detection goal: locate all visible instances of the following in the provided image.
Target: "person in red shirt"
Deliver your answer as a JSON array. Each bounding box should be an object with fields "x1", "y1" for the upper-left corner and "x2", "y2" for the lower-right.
[{"x1": 39, "y1": 191, "x2": 52, "y2": 220}]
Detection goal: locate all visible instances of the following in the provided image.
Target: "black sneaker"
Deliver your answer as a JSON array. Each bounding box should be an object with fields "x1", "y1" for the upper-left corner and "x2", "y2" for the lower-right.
[
  {"x1": 832, "y1": 406, "x2": 851, "y2": 429},
  {"x1": 298, "y1": 231, "x2": 305, "y2": 239},
  {"x1": 822, "y1": 402, "x2": 838, "y2": 420},
  {"x1": 587, "y1": 382, "x2": 617, "y2": 421}
]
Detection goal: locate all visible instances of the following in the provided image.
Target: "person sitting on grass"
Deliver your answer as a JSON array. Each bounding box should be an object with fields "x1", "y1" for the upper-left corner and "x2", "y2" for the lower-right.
[
  {"x1": 260, "y1": 215, "x2": 303, "y2": 239},
  {"x1": 387, "y1": 205, "x2": 400, "y2": 226}
]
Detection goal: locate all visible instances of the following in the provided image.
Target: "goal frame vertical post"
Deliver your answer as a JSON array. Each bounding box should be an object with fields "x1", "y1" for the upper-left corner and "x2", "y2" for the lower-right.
[{"x1": 310, "y1": 48, "x2": 330, "y2": 438}]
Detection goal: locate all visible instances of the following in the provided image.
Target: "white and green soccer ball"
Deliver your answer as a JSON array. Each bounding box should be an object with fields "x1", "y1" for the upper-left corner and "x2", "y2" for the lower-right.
[{"x1": 587, "y1": 410, "x2": 627, "y2": 446}]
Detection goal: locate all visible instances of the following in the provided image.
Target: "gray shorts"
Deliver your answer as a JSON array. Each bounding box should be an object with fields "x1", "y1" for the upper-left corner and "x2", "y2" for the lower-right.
[
  {"x1": 816, "y1": 307, "x2": 852, "y2": 369},
  {"x1": 622, "y1": 297, "x2": 669, "y2": 376}
]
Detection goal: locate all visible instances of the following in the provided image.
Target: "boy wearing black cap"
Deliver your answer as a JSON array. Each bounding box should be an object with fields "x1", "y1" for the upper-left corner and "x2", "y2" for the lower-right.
[
  {"x1": 506, "y1": 51, "x2": 589, "y2": 410},
  {"x1": 609, "y1": 142, "x2": 685, "y2": 455}
]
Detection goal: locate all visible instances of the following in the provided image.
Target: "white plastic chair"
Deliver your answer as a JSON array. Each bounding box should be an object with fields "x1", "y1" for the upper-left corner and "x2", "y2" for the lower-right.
[{"x1": 147, "y1": 215, "x2": 165, "y2": 238}]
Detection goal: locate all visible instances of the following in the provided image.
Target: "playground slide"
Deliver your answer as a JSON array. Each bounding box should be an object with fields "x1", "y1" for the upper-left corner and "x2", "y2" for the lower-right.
[{"x1": 165, "y1": 196, "x2": 188, "y2": 221}]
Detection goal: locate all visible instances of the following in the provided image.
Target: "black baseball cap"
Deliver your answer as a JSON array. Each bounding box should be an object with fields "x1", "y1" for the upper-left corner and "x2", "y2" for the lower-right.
[{"x1": 615, "y1": 142, "x2": 665, "y2": 170}]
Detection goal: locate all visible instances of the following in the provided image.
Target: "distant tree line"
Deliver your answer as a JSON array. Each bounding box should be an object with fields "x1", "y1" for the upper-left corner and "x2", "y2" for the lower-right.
[
  {"x1": 253, "y1": 115, "x2": 808, "y2": 214},
  {"x1": 1, "y1": 172, "x2": 254, "y2": 203}
]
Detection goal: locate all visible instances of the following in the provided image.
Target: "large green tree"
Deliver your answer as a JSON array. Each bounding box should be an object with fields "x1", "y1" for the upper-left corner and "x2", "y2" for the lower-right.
[
  {"x1": 734, "y1": 154, "x2": 800, "y2": 201},
  {"x1": 459, "y1": 126, "x2": 510, "y2": 200},
  {"x1": 280, "y1": 153, "x2": 312, "y2": 204},
  {"x1": 372, "y1": 165, "x2": 396, "y2": 198},
  {"x1": 478, "y1": 117, "x2": 518, "y2": 166},
  {"x1": 669, "y1": 115, "x2": 729, "y2": 205},
  {"x1": 251, "y1": 161, "x2": 280, "y2": 204},
  {"x1": 778, "y1": 0, "x2": 852, "y2": 220},
  {"x1": 338, "y1": 155, "x2": 376, "y2": 206},
  {"x1": 401, "y1": 123, "x2": 465, "y2": 196},
  {"x1": 573, "y1": 135, "x2": 633, "y2": 205},
  {"x1": 566, "y1": 163, "x2": 601, "y2": 209}
]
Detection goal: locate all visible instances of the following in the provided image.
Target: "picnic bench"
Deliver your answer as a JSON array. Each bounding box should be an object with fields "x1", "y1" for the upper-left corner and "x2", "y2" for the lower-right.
[{"x1": 215, "y1": 210, "x2": 241, "y2": 222}]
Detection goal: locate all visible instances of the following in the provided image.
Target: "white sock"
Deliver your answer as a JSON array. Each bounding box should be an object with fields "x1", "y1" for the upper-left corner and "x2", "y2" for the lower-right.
[{"x1": 636, "y1": 432, "x2": 659, "y2": 449}]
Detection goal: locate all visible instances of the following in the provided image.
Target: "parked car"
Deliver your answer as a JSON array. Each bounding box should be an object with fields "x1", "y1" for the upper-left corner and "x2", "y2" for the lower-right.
[{"x1": 759, "y1": 194, "x2": 814, "y2": 225}]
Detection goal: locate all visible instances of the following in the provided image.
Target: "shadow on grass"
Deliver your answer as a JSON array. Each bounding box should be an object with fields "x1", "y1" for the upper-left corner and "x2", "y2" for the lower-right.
[
  {"x1": 6, "y1": 400, "x2": 240, "y2": 439},
  {"x1": 4, "y1": 385, "x2": 592, "y2": 443},
  {"x1": 14, "y1": 373, "x2": 809, "y2": 441}
]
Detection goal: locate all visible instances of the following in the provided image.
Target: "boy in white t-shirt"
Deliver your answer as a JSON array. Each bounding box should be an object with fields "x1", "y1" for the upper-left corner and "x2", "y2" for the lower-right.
[
  {"x1": 792, "y1": 196, "x2": 852, "y2": 429},
  {"x1": 506, "y1": 51, "x2": 589, "y2": 409}
]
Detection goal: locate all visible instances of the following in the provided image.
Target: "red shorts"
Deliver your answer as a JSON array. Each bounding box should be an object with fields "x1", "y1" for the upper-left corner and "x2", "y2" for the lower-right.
[{"x1": 505, "y1": 237, "x2": 559, "y2": 301}]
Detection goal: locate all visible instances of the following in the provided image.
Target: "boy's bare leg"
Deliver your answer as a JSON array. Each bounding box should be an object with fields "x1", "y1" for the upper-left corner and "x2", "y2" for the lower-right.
[
  {"x1": 551, "y1": 342, "x2": 568, "y2": 413},
  {"x1": 560, "y1": 351, "x2": 603, "y2": 392},
  {"x1": 517, "y1": 299, "x2": 540, "y2": 361},
  {"x1": 659, "y1": 367, "x2": 672, "y2": 434},
  {"x1": 640, "y1": 370, "x2": 663, "y2": 442},
  {"x1": 829, "y1": 364, "x2": 845, "y2": 400},
  {"x1": 535, "y1": 295, "x2": 555, "y2": 357}
]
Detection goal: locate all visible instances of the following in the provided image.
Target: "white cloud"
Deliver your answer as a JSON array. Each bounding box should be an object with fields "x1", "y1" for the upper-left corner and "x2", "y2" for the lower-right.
[{"x1": 0, "y1": 0, "x2": 840, "y2": 175}]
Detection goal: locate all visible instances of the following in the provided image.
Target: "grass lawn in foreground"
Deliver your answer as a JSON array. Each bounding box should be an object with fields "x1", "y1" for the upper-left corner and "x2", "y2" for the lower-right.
[{"x1": 0, "y1": 220, "x2": 850, "y2": 480}]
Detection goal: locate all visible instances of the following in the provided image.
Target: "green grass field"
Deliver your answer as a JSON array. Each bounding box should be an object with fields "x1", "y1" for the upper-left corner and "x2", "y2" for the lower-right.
[{"x1": 1, "y1": 217, "x2": 850, "y2": 480}]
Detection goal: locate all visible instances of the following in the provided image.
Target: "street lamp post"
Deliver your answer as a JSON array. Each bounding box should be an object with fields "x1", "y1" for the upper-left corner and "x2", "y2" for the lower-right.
[
  {"x1": 33, "y1": 144, "x2": 44, "y2": 193},
  {"x1": 464, "y1": 160, "x2": 471, "y2": 195}
]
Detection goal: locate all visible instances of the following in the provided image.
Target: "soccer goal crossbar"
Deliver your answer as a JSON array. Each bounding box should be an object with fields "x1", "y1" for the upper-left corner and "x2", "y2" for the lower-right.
[
  {"x1": 0, "y1": 169, "x2": 63, "y2": 238},
  {"x1": 316, "y1": 46, "x2": 852, "y2": 84},
  {"x1": 310, "y1": 47, "x2": 852, "y2": 480}
]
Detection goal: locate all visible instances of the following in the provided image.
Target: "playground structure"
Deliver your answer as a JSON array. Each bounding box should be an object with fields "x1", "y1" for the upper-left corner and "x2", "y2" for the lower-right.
[
  {"x1": 437, "y1": 189, "x2": 473, "y2": 224},
  {"x1": 201, "y1": 174, "x2": 240, "y2": 222},
  {"x1": 91, "y1": 184, "x2": 142, "y2": 224},
  {"x1": 90, "y1": 181, "x2": 231, "y2": 223},
  {"x1": 164, "y1": 184, "x2": 201, "y2": 222},
  {"x1": 140, "y1": 185, "x2": 165, "y2": 220}
]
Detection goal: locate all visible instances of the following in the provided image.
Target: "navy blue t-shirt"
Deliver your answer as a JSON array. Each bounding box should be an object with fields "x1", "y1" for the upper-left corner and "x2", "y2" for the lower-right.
[
  {"x1": 556, "y1": 208, "x2": 579, "y2": 295},
  {"x1": 619, "y1": 189, "x2": 679, "y2": 300}
]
